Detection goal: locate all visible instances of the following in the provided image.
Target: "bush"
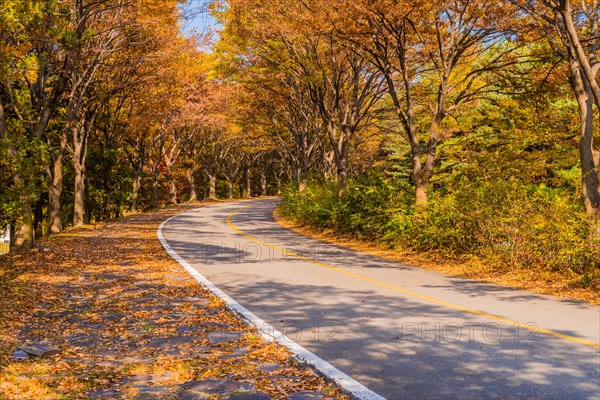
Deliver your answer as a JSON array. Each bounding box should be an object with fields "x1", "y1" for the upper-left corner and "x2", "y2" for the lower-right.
[
  {"x1": 280, "y1": 181, "x2": 339, "y2": 228},
  {"x1": 410, "y1": 180, "x2": 599, "y2": 272},
  {"x1": 281, "y1": 175, "x2": 414, "y2": 242},
  {"x1": 333, "y1": 175, "x2": 413, "y2": 242},
  {"x1": 281, "y1": 176, "x2": 600, "y2": 277}
]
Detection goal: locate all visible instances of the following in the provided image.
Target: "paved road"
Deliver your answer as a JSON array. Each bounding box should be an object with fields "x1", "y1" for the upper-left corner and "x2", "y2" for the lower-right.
[{"x1": 162, "y1": 199, "x2": 600, "y2": 399}]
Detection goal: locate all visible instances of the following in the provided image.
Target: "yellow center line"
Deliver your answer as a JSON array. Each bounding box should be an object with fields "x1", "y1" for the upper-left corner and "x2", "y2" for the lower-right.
[{"x1": 226, "y1": 206, "x2": 600, "y2": 350}]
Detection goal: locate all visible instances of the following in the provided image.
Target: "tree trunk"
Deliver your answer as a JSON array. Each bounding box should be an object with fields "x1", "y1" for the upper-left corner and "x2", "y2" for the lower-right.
[
  {"x1": 227, "y1": 177, "x2": 234, "y2": 199},
  {"x1": 33, "y1": 197, "x2": 44, "y2": 239},
  {"x1": 325, "y1": 123, "x2": 348, "y2": 197},
  {"x1": 291, "y1": 164, "x2": 299, "y2": 184},
  {"x1": 169, "y1": 180, "x2": 178, "y2": 204},
  {"x1": 47, "y1": 176, "x2": 62, "y2": 234},
  {"x1": 13, "y1": 163, "x2": 34, "y2": 251},
  {"x1": 595, "y1": 149, "x2": 600, "y2": 237},
  {"x1": 103, "y1": 190, "x2": 112, "y2": 221},
  {"x1": 13, "y1": 202, "x2": 34, "y2": 251},
  {"x1": 165, "y1": 159, "x2": 178, "y2": 204},
  {"x1": 73, "y1": 117, "x2": 90, "y2": 227},
  {"x1": 73, "y1": 161, "x2": 86, "y2": 227},
  {"x1": 47, "y1": 131, "x2": 67, "y2": 234},
  {"x1": 337, "y1": 164, "x2": 347, "y2": 197},
  {"x1": 132, "y1": 171, "x2": 142, "y2": 212},
  {"x1": 208, "y1": 172, "x2": 217, "y2": 199},
  {"x1": 187, "y1": 169, "x2": 197, "y2": 202},
  {"x1": 152, "y1": 174, "x2": 160, "y2": 209},
  {"x1": 331, "y1": 126, "x2": 350, "y2": 198},
  {"x1": 276, "y1": 176, "x2": 282, "y2": 195},
  {"x1": 570, "y1": 64, "x2": 600, "y2": 236},
  {"x1": 294, "y1": 165, "x2": 306, "y2": 192},
  {"x1": 323, "y1": 150, "x2": 335, "y2": 181},
  {"x1": 558, "y1": 5, "x2": 600, "y2": 111},
  {"x1": 261, "y1": 171, "x2": 267, "y2": 196},
  {"x1": 414, "y1": 113, "x2": 443, "y2": 208},
  {"x1": 246, "y1": 169, "x2": 252, "y2": 198},
  {"x1": 3, "y1": 115, "x2": 35, "y2": 249},
  {"x1": 415, "y1": 183, "x2": 428, "y2": 207},
  {"x1": 383, "y1": 64, "x2": 428, "y2": 208},
  {"x1": 596, "y1": 149, "x2": 600, "y2": 200},
  {"x1": 102, "y1": 166, "x2": 112, "y2": 221}
]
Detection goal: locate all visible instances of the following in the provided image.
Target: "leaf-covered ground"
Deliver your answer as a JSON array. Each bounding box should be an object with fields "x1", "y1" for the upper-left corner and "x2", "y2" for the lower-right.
[{"x1": 0, "y1": 203, "x2": 349, "y2": 400}]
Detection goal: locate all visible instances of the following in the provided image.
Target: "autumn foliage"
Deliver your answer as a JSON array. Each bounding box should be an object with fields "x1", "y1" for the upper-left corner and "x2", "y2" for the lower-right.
[{"x1": 1, "y1": 1, "x2": 599, "y2": 292}]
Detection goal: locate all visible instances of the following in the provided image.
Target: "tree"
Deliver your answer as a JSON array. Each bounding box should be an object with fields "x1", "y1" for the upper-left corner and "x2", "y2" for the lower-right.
[
  {"x1": 0, "y1": 0, "x2": 193, "y2": 249},
  {"x1": 330, "y1": 0, "x2": 517, "y2": 205},
  {"x1": 216, "y1": 0, "x2": 385, "y2": 196},
  {"x1": 515, "y1": 0, "x2": 600, "y2": 235}
]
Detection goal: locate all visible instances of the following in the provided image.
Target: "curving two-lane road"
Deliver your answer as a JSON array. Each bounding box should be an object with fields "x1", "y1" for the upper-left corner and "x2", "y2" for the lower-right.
[{"x1": 161, "y1": 199, "x2": 600, "y2": 399}]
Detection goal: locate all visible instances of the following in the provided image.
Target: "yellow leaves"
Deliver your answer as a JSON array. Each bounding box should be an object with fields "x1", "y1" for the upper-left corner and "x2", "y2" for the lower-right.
[
  {"x1": 0, "y1": 362, "x2": 87, "y2": 400},
  {"x1": 0, "y1": 204, "x2": 354, "y2": 399},
  {"x1": 208, "y1": 296, "x2": 226, "y2": 308},
  {"x1": 249, "y1": 342, "x2": 289, "y2": 360}
]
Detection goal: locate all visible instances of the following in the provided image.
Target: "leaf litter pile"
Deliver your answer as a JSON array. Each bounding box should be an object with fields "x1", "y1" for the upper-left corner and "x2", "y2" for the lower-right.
[{"x1": 0, "y1": 204, "x2": 349, "y2": 400}]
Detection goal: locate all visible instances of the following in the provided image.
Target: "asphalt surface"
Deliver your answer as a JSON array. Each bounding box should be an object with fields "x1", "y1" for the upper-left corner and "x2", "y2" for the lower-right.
[{"x1": 162, "y1": 198, "x2": 600, "y2": 400}]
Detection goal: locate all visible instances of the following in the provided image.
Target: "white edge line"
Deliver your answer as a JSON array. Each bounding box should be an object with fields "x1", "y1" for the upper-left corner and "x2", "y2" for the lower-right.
[{"x1": 157, "y1": 205, "x2": 386, "y2": 400}]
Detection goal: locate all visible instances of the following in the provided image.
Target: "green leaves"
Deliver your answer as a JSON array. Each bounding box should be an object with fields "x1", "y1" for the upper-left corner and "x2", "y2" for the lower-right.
[{"x1": 282, "y1": 174, "x2": 599, "y2": 292}]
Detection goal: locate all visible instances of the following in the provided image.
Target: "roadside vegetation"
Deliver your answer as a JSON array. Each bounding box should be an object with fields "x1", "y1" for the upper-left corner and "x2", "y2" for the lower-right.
[{"x1": 279, "y1": 177, "x2": 600, "y2": 303}]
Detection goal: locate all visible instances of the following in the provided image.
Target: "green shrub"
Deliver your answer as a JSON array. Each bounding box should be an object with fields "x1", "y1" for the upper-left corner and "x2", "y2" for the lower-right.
[
  {"x1": 281, "y1": 176, "x2": 600, "y2": 276},
  {"x1": 409, "y1": 180, "x2": 599, "y2": 272},
  {"x1": 334, "y1": 175, "x2": 413, "y2": 242},
  {"x1": 280, "y1": 181, "x2": 338, "y2": 228}
]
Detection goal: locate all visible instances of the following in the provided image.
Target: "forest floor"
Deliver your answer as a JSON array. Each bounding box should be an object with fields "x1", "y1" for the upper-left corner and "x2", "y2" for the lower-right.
[
  {"x1": 0, "y1": 201, "x2": 348, "y2": 400},
  {"x1": 274, "y1": 210, "x2": 600, "y2": 306}
]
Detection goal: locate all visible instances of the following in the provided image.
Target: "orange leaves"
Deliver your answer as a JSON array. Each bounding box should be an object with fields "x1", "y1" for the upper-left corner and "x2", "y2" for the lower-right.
[{"x1": 0, "y1": 204, "x2": 351, "y2": 399}]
